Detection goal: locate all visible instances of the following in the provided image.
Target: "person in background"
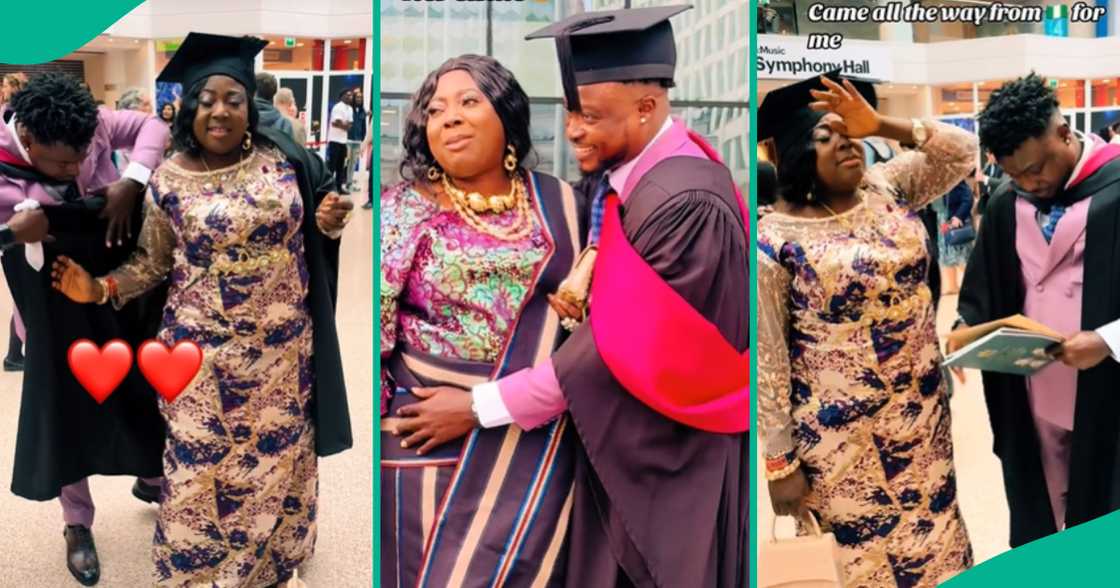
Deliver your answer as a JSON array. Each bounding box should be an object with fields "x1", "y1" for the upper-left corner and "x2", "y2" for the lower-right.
[
  {"x1": 327, "y1": 89, "x2": 353, "y2": 194},
  {"x1": 273, "y1": 87, "x2": 308, "y2": 146},
  {"x1": 158, "y1": 102, "x2": 176, "y2": 126},
  {"x1": 1, "y1": 73, "x2": 27, "y2": 109},
  {"x1": 361, "y1": 108, "x2": 372, "y2": 209},
  {"x1": 115, "y1": 88, "x2": 153, "y2": 115},
  {"x1": 253, "y1": 71, "x2": 294, "y2": 138},
  {"x1": 933, "y1": 178, "x2": 975, "y2": 295},
  {"x1": 347, "y1": 87, "x2": 367, "y2": 194}
]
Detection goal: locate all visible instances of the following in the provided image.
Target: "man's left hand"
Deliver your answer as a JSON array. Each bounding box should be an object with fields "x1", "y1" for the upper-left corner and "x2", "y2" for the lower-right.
[
  {"x1": 97, "y1": 179, "x2": 143, "y2": 246},
  {"x1": 392, "y1": 386, "x2": 478, "y2": 455},
  {"x1": 1053, "y1": 331, "x2": 1111, "y2": 370}
]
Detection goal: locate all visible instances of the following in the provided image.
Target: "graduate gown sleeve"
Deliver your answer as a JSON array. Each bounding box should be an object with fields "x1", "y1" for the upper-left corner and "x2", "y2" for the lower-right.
[
  {"x1": 106, "y1": 196, "x2": 174, "y2": 309},
  {"x1": 866, "y1": 120, "x2": 978, "y2": 210}
]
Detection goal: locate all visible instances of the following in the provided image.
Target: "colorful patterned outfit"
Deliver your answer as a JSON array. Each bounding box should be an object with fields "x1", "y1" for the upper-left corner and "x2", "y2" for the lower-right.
[
  {"x1": 379, "y1": 181, "x2": 547, "y2": 409},
  {"x1": 109, "y1": 148, "x2": 319, "y2": 587},
  {"x1": 379, "y1": 173, "x2": 581, "y2": 587},
  {"x1": 757, "y1": 122, "x2": 977, "y2": 587}
]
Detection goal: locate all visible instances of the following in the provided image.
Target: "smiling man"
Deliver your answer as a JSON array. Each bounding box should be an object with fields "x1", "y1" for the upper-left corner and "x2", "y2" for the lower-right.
[
  {"x1": 954, "y1": 73, "x2": 1120, "y2": 547},
  {"x1": 390, "y1": 6, "x2": 750, "y2": 586}
]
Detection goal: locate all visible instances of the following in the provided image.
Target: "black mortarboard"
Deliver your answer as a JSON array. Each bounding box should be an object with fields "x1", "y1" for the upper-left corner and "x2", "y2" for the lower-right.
[
  {"x1": 526, "y1": 5, "x2": 691, "y2": 111},
  {"x1": 757, "y1": 70, "x2": 877, "y2": 168},
  {"x1": 156, "y1": 32, "x2": 268, "y2": 95}
]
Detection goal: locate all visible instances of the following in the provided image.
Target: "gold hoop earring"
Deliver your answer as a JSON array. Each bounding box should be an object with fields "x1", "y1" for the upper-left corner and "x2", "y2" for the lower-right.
[
  {"x1": 503, "y1": 144, "x2": 517, "y2": 174},
  {"x1": 427, "y1": 165, "x2": 442, "y2": 182},
  {"x1": 242, "y1": 131, "x2": 252, "y2": 151}
]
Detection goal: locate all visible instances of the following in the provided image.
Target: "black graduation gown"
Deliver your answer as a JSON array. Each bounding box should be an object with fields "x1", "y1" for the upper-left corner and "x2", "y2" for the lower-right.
[
  {"x1": 957, "y1": 158, "x2": 1120, "y2": 546},
  {"x1": 4, "y1": 192, "x2": 167, "y2": 501},
  {"x1": 553, "y1": 156, "x2": 749, "y2": 587}
]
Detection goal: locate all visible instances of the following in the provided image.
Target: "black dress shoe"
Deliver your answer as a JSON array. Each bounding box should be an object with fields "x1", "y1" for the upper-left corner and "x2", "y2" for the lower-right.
[
  {"x1": 3, "y1": 356, "x2": 22, "y2": 372},
  {"x1": 132, "y1": 479, "x2": 161, "y2": 504},
  {"x1": 64, "y1": 525, "x2": 100, "y2": 586}
]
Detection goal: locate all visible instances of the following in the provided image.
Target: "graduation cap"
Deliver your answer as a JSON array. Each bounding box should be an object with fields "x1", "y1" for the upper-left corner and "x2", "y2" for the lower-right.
[
  {"x1": 156, "y1": 32, "x2": 268, "y2": 95},
  {"x1": 526, "y1": 5, "x2": 691, "y2": 111},
  {"x1": 757, "y1": 70, "x2": 877, "y2": 168}
]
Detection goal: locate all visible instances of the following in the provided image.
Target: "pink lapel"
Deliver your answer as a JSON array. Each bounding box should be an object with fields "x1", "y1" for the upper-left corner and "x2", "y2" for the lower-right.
[{"x1": 1015, "y1": 198, "x2": 1048, "y2": 286}]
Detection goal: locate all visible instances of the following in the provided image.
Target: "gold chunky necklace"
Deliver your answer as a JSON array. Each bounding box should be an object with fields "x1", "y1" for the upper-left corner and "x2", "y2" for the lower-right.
[{"x1": 441, "y1": 175, "x2": 533, "y2": 241}]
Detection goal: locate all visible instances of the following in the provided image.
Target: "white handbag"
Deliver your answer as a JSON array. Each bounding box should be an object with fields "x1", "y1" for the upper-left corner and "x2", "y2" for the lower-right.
[{"x1": 758, "y1": 512, "x2": 845, "y2": 588}]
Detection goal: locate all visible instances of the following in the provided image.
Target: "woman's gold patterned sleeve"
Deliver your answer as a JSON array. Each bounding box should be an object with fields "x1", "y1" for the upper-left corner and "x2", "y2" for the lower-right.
[
  {"x1": 757, "y1": 250, "x2": 796, "y2": 458},
  {"x1": 106, "y1": 196, "x2": 175, "y2": 308},
  {"x1": 870, "y1": 120, "x2": 979, "y2": 210}
]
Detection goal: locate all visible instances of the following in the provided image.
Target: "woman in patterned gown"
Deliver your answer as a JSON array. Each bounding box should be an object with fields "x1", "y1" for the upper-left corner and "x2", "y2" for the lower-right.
[
  {"x1": 757, "y1": 73, "x2": 978, "y2": 587},
  {"x1": 379, "y1": 55, "x2": 582, "y2": 587},
  {"x1": 49, "y1": 33, "x2": 353, "y2": 587}
]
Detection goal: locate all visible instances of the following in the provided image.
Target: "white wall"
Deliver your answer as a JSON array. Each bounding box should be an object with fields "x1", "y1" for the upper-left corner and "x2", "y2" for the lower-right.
[{"x1": 106, "y1": 0, "x2": 372, "y2": 39}]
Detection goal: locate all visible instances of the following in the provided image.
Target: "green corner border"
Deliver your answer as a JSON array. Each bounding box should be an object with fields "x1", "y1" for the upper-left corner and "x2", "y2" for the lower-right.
[{"x1": 0, "y1": 2, "x2": 144, "y2": 63}]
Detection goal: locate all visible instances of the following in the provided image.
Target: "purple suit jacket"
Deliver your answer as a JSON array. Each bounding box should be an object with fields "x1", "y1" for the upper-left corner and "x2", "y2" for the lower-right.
[{"x1": 0, "y1": 106, "x2": 169, "y2": 224}]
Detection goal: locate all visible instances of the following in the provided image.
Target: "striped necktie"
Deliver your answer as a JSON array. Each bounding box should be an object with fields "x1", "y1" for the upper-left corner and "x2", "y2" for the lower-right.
[
  {"x1": 588, "y1": 174, "x2": 612, "y2": 246},
  {"x1": 1041, "y1": 204, "x2": 1066, "y2": 243}
]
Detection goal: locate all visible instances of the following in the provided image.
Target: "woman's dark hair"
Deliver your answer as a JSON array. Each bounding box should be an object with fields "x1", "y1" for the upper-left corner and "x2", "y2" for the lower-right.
[
  {"x1": 978, "y1": 73, "x2": 1059, "y2": 159},
  {"x1": 775, "y1": 136, "x2": 820, "y2": 206},
  {"x1": 9, "y1": 72, "x2": 99, "y2": 151},
  {"x1": 399, "y1": 54, "x2": 534, "y2": 183},
  {"x1": 160, "y1": 102, "x2": 177, "y2": 121},
  {"x1": 757, "y1": 160, "x2": 778, "y2": 206},
  {"x1": 171, "y1": 76, "x2": 275, "y2": 156}
]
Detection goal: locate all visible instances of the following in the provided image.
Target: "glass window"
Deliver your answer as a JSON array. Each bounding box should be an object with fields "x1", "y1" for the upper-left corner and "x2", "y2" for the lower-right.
[
  {"x1": 262, "y1": 36, "x2": 325, "y2": 72},
  {"x1": 1089, "y1": 110, "x2": 1120, "y2": 135}
]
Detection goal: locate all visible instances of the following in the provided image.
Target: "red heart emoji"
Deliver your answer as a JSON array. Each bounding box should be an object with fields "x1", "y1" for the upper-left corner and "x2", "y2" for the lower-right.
[
  {"x1": 68, "y1": 339, "x2": 133, "y2": 404},
  {"x1": 137, "y1": 340, "x2": 203, "y2": 403}
]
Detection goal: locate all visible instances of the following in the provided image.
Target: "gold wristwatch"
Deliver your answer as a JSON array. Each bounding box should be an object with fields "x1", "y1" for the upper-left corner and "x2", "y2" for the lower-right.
[{"x1": 911, "y1": 118, "x2": 929, "y2": 148}]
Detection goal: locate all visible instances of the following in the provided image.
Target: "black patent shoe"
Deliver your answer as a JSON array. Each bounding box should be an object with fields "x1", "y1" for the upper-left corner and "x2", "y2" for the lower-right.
[
  {"x1": 64, "y1": 525, "x2": 100, "y2": 586},
  {"x1": 132, "y1": 479, "x2": 161, "y2": 504}
]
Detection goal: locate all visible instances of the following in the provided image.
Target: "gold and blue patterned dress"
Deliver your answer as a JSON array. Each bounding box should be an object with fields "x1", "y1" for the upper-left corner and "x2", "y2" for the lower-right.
[
  {"x1": 757, "y1": 122, "x2": 977, "y2": 587},
  {"x1": 109, "y1": 148, "x2": 322, "y2": 587}
]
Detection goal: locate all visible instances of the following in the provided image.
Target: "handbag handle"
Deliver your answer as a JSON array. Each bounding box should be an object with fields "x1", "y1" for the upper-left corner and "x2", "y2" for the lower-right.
[{"x1": 770, "y1": 510, "x2": 823, "y2": 542}]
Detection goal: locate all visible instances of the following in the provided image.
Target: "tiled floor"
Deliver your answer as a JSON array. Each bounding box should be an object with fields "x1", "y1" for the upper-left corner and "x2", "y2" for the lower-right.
[
  {"x1": 757, "y1": 293, "x2": 1013, "y2": 574},
  {"x1": 0, "y1": 196, "x2": 374, "y2": 586}
]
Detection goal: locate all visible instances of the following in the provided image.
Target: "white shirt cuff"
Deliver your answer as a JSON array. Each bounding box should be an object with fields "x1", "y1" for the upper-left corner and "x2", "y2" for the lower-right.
[
  {"x1": 472, "y1": 382, "x2": 513, "y2": 428},
  {"x1": 122, "y1": 161, "x2": 152, "y2": 186},
  {"x1": 1096, "y1": 319, "x2": 1120, "y2": 362}
]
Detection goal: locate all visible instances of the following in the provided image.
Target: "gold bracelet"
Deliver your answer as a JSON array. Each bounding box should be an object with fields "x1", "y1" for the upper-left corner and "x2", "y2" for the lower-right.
[
  {"x1": 95, "y1": 278, "x2": 109, "y2": 305},
  {"x1": 764, "y1": 457, "x2": 802, "y2": 481}
]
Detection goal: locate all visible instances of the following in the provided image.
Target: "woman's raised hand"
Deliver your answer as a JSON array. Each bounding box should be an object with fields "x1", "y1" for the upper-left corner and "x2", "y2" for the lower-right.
[
  {"x1": 51, "y1": 256, "x2": 101, "y2": 303},
  {"x1": 809, "y1": 76, "x2": 881, "y2": 139}
]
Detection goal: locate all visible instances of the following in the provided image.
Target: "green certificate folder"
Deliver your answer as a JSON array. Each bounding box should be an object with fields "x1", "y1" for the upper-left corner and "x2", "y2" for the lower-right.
[{"x1": 943, "y1": 327, "x2": 1063, "y2": 375}]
